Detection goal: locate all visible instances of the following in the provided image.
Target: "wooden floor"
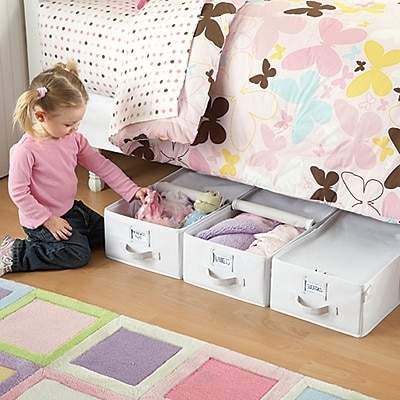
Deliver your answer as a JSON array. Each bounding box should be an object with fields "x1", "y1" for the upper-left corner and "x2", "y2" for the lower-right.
[{"x1": 1, "y1": 152, "x2": 400, "y2": 400}]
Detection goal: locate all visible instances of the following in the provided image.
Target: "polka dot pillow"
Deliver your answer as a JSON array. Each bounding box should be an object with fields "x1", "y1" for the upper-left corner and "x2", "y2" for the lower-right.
[{"x1": 110, "y1": 0, "x2": 247, "y2": 144}]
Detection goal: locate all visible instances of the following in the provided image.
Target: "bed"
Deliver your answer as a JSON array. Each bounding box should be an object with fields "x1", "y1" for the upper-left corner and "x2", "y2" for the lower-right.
[{"x1": 24, "y1": 0, "x2": 400, "y2": 223}]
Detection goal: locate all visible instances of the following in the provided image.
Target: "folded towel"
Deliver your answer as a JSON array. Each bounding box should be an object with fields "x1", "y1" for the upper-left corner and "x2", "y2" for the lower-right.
[
  {"x1": 197, "y1": 213, "x2": 279, "y2": 250},
  {"x1": 247, "y1": 224, "x2": 300, "y2": 257}
]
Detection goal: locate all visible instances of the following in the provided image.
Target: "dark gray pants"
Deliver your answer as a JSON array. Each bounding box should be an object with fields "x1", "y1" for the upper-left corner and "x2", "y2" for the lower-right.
[{"x1": 12, "y1": 201, "x2": 104, "y2": 272}]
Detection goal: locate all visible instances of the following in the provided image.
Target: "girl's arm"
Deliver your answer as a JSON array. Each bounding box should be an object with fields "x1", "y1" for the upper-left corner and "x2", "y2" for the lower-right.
[
  {"x1": 8, "y1": 146, "x2": 52, "y2": 227},
  {"x1": 76, "y1": 133, "x2": 140, "y2": 201}
]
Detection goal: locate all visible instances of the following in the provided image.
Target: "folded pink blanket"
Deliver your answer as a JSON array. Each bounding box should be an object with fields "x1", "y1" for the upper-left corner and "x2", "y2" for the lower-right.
[
  {"x1": 197, "y1": 213, "x2": 279, "y2": 250},
  {"x1": 247, "y1": 225, "x2": 300, "y2": 257}
]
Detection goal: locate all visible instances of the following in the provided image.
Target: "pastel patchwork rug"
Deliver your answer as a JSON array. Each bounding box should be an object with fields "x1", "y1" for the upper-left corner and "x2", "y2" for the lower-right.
[{"x1": 0, "y1": 279, "x2": 373, "y2": 400}]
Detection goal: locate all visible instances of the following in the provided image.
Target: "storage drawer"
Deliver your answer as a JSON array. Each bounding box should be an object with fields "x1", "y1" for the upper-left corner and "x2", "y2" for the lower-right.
[
  {"x1": 183, "y1": 188, "x2": 334, "y2": 306},
  {"x1": 105, "y1": 169, "x2": 251, "y2": 278},
  {"x1": 270, "y1": 211, "x2": 400, "y2": 337}
]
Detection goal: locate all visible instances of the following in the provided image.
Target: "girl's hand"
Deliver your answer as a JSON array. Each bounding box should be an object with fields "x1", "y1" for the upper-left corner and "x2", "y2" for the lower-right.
[
  {"x1": 134, "y1": 187, "x2": 150, "y2": 203},
  {"x1": 43, "y1": 216, "x2": 73, "y2": 241}
]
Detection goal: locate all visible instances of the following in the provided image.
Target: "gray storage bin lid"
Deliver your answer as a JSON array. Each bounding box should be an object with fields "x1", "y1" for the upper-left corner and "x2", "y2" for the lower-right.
[{"x1": 276, "y1": 211, "x2": 400, "y2": 284}]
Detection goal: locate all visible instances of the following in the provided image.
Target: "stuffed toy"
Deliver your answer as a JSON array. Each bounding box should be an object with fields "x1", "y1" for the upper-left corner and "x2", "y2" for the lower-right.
[{"x1": 183, "y1": 191, "x2": 223, "y2": 227}]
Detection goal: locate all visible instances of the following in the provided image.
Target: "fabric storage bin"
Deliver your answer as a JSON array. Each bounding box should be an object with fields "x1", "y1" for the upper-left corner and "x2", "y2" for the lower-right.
[
  {"x1": 182, "y1": 189, "x2": 334, "y2": 306},
  {"x1": 270, "y1": 211, "x2": 400, "y2": 337},
  {"x1": 105, "y1": 169, "x2": 251, "y2": 278}
]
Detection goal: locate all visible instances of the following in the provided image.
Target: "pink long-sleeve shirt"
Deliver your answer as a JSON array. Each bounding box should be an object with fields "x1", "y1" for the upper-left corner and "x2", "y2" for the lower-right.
[{"x1": 8, "y1": 132, "x2": 139, "y2": 229}]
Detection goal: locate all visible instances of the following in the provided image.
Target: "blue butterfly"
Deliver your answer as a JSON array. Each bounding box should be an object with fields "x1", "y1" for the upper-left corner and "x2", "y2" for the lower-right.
[
  {"x1": 270, "y1": 71, "x2": 332, "y2": 144},
  {"x1": 343, "y1": 45, "x2": 361, "y2": 62}
]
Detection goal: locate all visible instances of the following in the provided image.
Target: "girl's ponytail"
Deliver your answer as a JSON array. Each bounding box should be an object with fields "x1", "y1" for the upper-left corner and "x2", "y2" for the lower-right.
[
  {"x1": 13, "y1": 89, "x2": 41, "y2": 133},
  {"x1": 13, "y1": 58, "x2": 88, "y2": 136}
]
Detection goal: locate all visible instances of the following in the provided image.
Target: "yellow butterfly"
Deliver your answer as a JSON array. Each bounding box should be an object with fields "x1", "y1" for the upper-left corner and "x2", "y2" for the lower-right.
[
  {"x1": 373, "y1": 136, "x2": 394, "y2": 162},
  {"x1": 335, "y1": 2, "x2": 385, "y2": 14},
  {"x1": 271, "y1": 44, "x2": 286, "y2": 60},
  {"x1": 219, "y1": 149, "x2": 240, "y2": 176},
  {"x1": 347, "y1": 41, "x2": 400, "y2": 98}
]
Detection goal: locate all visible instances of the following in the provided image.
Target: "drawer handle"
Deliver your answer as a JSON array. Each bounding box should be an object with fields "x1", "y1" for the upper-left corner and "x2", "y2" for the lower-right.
[
  {"x1": 207, "y1": 268, "x2": 237, "y2": 286},
  {"x1": 124, "y1": 244, "x2": 153, "y2": 260},
  {"x1": 296, "y1": 295, "x2": 329, "y2": 315}
]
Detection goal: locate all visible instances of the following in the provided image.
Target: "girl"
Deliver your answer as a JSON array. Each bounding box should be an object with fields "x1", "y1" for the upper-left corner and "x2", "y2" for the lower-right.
[{"x1": 0, "y1": 60, "x2": 149, "y2": 276}]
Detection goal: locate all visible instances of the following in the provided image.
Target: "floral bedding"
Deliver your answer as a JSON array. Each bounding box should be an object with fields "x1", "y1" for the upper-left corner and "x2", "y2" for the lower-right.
[{"x1": 111, "y1": 0, "x2": 400, "y2": 224}]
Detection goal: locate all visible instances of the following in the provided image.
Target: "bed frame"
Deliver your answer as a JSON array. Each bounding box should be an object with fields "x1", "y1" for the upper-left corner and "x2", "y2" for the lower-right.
[{"x1": 24, "y1": 0, "x2": 120, "y2": 191}]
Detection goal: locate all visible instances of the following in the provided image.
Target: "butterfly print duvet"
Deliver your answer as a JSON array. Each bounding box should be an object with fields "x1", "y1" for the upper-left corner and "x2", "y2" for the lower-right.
[{"x1": 111, "y1": 0, "x2": 400, "y2": 223}]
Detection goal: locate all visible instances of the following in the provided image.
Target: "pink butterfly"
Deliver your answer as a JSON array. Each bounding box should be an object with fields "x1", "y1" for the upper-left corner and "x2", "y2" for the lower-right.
[
  {"x1": 274, "y1": 110, "x2": 293, "y2": 130},
  {"x1": 326, "y1": 99, "x2": 380, "y2": 170},
  {"x1": 282, "y1": 18, "x2": 367, "y2": 77},
  {"x1": 378, "y1": 99, "x2": 389, "y2": 111},
  {"x1": 249, "y1": 124, "x2": 286, "y2": 171},
  {"x1": 332, "y1": 65, "x2": 354, "y2": 89},
  {"x1": 237, "y1": 2, "x2": 306, "y2": 59},
  {"x1": 188, "y1": 149, "x2": 211, "y2": 174},
  {"x1": 359, "y1": 93, "x2": 376, "y2": 111}
]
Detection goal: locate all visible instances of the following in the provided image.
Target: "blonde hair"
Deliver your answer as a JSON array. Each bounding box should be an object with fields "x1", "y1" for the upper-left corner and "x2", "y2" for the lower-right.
[{"x1": 13, "y1": 60, "x2": 89, "y2": 136}]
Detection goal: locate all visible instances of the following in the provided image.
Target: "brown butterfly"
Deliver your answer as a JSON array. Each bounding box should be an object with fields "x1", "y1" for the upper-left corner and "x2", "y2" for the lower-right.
[
  {"x1": 284, "y1": 1, "x2": 336, "y2": 17},
  {"x1": 249, "y1": 59, "x2": 276, "y2": 89},
  {"x1": 394, "y1": 87, "x2": 400, "y2": 101},
  {"x1": 206, "y1": 69, "x2": 215, "y2": 84},
  {"x1": 124, "y1": 134, "x2": 155, "y2": 161},
  {"x1": 354, "y1": 60, "x2": 366, "y2": 72},
  {"x1": 384, "y1": 128, "x2": 400, "y2": 189},
  {"x1": 194, "y1": 2, "x2": 236, "y2": 48},
  {"x1": 192, "y1": 97, "x2": 229, "y2": 146},
  {"x1": 310, "y1": 166, "x2": 339, "y2": 202}
]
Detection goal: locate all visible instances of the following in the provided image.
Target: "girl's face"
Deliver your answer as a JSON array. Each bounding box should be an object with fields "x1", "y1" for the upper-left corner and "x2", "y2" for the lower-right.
[{"x1": 35, "y1": 105, "x2": 86, "y2": 139}]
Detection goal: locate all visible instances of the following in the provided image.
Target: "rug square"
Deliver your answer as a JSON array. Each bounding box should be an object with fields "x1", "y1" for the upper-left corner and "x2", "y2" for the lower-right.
[
  {"x1": 2, "y1": 368, "x2": 130, "y2": 400},
  {"x1": 281, "y1": 377, "x2": 374, "y2": 400},
  {"x1": 0, "y1": 352, "x2": 40, "y2": 396},
  {"x1": 166, "y1": 358, "x2": 277, "y2": 400},
  {"x1": 16, "y1": 378, "x2": 102, "y2": 400},
  {"x1": 0, "y1": 279, "x2": 33, "y2": 310},
  {"x1": 0, "y1": 366, "x2": 16, "y2": 382},
  {"x1": 72, "y1": 327, "x2": 181, "y2": 385},
  {"x1": 0, "y1": 299, "x2": 96, "y2": 354},
  {"x1": 295, "y1": 387, "x2": 343, "y2": 400},
  {"x1": 0, "y1": 288, "x2": 11, "y2": 301},
  {"x1": 51, "y1": 316, "x2": 203, "y2": 398}
]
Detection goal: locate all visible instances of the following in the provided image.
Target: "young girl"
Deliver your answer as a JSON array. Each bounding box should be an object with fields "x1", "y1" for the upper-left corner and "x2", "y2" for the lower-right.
[{"x1": 0, "y1": 60, "x2": 149, "y2": 276}]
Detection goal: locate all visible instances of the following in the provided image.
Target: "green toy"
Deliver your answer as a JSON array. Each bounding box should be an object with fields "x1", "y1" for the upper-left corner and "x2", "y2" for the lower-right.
[
  {"x1": 194, "y1": 191, "x2": 224, "y2": 213},
  {"x1": 183, "y1": 191, "x2": 224, "y2": 227}
]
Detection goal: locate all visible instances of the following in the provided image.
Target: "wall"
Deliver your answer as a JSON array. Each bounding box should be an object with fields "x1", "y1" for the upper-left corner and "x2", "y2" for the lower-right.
[{"x1": 0, "y1": 0, "x2": 28, "y2": 177}]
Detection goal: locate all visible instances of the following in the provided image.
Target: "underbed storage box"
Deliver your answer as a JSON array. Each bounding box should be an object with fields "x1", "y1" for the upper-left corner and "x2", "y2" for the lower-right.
[
  {"x1": 270, "y1": 211, "x2": 400, "y2": 337},
  {"x1": 105, "y1": 169, "x2": 251, "y2": 278},
  {"x1": 182, "y1": 189, "x2": 334, "y2": 306}
]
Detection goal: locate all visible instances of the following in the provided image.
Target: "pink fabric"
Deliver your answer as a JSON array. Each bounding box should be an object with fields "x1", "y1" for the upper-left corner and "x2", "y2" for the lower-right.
[
  {"x1": 166, "y1": 358, "x2": 277, "y2": 400},
  {"x1": 8, "y1": 132, "x2": 138, "y2": 229},
  {"x1": 0, "y1": 299, "x2": 96, "y2": 354},
  {"x1": 136, "y1": 190, "x2": 192, "y2": 228},
  {"x1": 136, "y1": 0, "x2": 149, "y2": 10}
]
